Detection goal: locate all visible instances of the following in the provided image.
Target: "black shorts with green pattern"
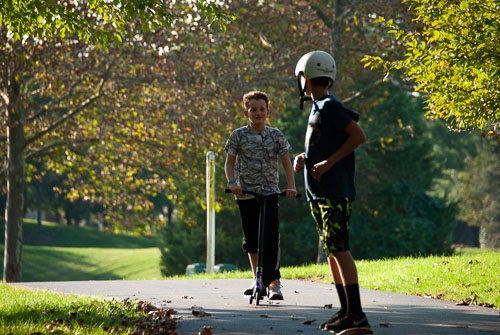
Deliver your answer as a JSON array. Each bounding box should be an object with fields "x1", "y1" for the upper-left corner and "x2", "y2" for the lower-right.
[{"x1": 309, "y1": 197, "x2": 352, "y2": 256}]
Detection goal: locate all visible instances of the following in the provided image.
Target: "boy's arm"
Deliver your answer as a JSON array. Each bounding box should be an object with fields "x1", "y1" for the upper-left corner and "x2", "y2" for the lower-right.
[
  {"x1": 225, "y1": 154, "x2": 242, "y2": 196},
  {"x1": 280, "y1": 152, "x2": 298, "y2": 198},
  {"x1": 310, "y1": 120, "x2": 366, "y2": 181}
]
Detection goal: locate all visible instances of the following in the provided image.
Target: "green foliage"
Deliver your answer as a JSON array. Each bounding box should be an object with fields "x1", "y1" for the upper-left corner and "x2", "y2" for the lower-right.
[
  {"x1": 159, "y1": 215, "x2": 248, "y2": 276},
  {"x1": 350, "y1": 86, "x2": 457, "y2": 259},
  {"x1": 452, "y1": 141, "x2": 500, "y2": 248},
  {"x1": 0, "y1": 0, "x2": 232, "y2": 46},
  {"x1": 160, "y1": 221, "x2": 206, "y2": 275},
  {"x1": 362, "y1": 0, "x2": 500, "y2": 136},
  {"x1": 426, "y1": 119, "x2": 499, "y2": 248}
]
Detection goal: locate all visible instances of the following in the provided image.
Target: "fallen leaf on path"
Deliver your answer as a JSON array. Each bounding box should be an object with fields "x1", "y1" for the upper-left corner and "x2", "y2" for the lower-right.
[
  {"x1": 456, "y1": 299, "x2": 470, "y2": 306},
  {"x1": 379, "y1": 322, "x2": 391, "y2": 327},
  {"x1": 192, "y1": 310, "x2": 211, "y2": 317},
  {"x1": 303, "y1": 319, "x2": 315, "y2": 325},
  {"x1": 198, "y1": 326, "x2": 213, "y2": 335},
  {"x1": 136, "y1": 301, "x2": 158, "y2": 313},
  {"x1": 323, "y1": 304, "x2": 333, "y2": 309}
]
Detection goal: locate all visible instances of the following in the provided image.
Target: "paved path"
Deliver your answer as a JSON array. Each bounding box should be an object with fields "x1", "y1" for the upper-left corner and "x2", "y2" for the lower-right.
[{"x1": 13, "y1": 279, "x2": 499, "y2": 335}]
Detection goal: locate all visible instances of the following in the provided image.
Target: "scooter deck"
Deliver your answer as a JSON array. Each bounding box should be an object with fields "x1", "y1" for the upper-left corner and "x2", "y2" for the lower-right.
[{"x1": 330, "y1": 327, "x2": 374, "y2": 335}]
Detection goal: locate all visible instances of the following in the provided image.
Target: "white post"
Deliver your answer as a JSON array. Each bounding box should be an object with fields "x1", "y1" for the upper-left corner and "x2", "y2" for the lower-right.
[{"x1": 206, "y1": 151, "x2": 215, "y2": 274}]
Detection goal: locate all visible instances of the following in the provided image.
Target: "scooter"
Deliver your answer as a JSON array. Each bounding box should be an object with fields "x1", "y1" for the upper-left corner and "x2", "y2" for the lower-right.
[{"x1": 225, "y1": 188, "x2": 301, "y2": 305}]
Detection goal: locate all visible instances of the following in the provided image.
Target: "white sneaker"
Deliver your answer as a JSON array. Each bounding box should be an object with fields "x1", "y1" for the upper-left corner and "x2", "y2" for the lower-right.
[{"x1": 268, "y1": 280, "x2": 283, "y2": 300}]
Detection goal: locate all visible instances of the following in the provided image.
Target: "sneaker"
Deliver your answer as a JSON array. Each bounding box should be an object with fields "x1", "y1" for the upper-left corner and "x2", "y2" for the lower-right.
[
  {"x1": 243, "y1": 282, "x2": 255, "y2": 295},
  {"x1": 244, "y1": 282, "x2": 267, "y2": 297},
  {"x1": 324, "y1": 313, "x2": 370, "y2": 332},
  {"x1": 268, "y1": 280, "x2": 284, "y2": 300},
  {"x1": 319, "y1": 310, "x2": 345, "y2": 330}
]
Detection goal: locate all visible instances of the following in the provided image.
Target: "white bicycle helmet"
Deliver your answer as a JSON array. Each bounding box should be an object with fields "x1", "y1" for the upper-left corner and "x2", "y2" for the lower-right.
[
  {"x1": 295, "y1": 50, "x2": 336, "y2": 82},
  {"x1": 294, "y1": 51, "x2": 336, "y2": 109}
]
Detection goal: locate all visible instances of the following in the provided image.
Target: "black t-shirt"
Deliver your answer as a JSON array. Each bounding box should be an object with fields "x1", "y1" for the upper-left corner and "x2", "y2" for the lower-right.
[{"x1": 304, "y1": 95, "x2": 359, "y2": 201}]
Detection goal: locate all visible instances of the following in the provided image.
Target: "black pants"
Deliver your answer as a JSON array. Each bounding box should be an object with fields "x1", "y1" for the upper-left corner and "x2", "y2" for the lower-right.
[{"x1": 237, "y1": 196, "x2": 281, "y2": 287}]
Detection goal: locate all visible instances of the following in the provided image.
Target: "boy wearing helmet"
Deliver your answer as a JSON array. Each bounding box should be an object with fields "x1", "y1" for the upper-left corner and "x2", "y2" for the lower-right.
[
  {"x1": 293, "y1": 51, "x2": 371, "y2": 333},
  {"x1": 225, "y1": 90, "x2": 297, "y2": 300}
]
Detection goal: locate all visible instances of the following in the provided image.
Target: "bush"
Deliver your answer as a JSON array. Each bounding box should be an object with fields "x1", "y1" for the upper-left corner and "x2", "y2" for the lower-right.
[{"x1": 160, "y1": 208, "x2": 248, "y2": 277}]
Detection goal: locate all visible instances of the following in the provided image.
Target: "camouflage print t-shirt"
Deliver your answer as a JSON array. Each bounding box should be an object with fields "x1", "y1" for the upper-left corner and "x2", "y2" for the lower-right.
[{"x1": 224, "y1": 125, "x2": 291, "y2": 199}]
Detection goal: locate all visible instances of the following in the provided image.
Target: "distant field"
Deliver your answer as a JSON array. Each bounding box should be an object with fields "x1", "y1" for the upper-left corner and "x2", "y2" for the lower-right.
[
  {"x1": 21, "y1": 245, "x2": 163, "y2": 281},
  {"x1": 0, "y1": 220, "x2": 165, "y2": 281}
]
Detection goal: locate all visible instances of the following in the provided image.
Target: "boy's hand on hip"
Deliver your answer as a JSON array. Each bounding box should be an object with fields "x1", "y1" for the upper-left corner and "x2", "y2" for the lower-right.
[
  {"x1": 228, "y1": 183, "x2": 242, "y2": 196},
  {"x1": 311, "y1": 160, "x2": 332, "y2": 181},
  {"x1": 283, "y1": 189, "x2": 298, "y2": 199},
  {"x1": 293, "y1": 153, "x2": 305, "y2": 173}
]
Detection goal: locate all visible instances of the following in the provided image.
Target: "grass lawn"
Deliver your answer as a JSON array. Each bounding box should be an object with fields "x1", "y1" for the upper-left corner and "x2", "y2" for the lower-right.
[
  {"x1": 22, "y1": 245, "x2": 163, "y2": 281},
  {"x1": 0, "y1": 284, "x2": 172, "y2": 335},
  {"x1": 0, "y1": 220, "x2": 164, "y2": 281}
]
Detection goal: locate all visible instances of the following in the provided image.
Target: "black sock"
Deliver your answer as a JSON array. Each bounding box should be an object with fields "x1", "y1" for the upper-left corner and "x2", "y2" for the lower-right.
[
  {"x1": 335, "y1": 284, "x2": 348, "y2": 314},
  {"x1": 344, "y1": 284, "x2": 364, "y2": 318}
]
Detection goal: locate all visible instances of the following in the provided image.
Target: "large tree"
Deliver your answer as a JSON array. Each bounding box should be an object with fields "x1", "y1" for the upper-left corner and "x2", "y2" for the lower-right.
[
  {"x1": 362, "y1": 0, "x2": 499, "y2": 136},
  {"x1": 161, "y1": 0, "x2": 457, "y2": 269},
  {"x1": 1, "y1": 1, "x2": 230, "y2": 282}
]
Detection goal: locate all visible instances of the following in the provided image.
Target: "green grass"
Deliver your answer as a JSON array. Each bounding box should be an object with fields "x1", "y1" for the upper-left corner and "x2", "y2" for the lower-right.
[
  {"x1": 0, "y1": 284, "x2": 149, "y2": 335},
  {"x1": 22, "y1": 246, "x2": 163, "y2": 281},
  {"x1": 169, "y1": 248, "x2": 500, "y2": 309},
  {"x1": 356, "y1": 250, "x2": 499, "y2": 308},
  {"x1": 0, "y1": 220, "x2": 165, "y2": 281},
  {"x1": 20, "y1": 219, "x2": 163, "y2": 248}
]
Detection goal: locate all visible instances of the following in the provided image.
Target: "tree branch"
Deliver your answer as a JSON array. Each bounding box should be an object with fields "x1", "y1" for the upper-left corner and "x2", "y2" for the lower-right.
[
  {"x1": 341, "y1": 76, "x2": 404, "y2": 105},
  {"x1": 309, "y1": 2, "x2": 333, "y2": 29},
  {"x1": 24, "y1": 78, "x2": 106, "y2": 148},
  {"x1": 25, "y1": 137, "x2": 101, "y2": 161},
  {"x1": 25, "y1": 80, "x2": 82, "y2": 122}
]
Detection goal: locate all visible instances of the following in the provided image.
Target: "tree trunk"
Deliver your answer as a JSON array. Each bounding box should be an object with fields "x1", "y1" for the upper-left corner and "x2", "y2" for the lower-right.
[
  {"x1": 37, "y1": 178, "x2": 42, "y2": 233},
  {"x1": 3, "y1": 77, "x2": 25, "y2": 283},
  {"x1": 332, "y1": 0, "x2": 346, "y2": 62}
]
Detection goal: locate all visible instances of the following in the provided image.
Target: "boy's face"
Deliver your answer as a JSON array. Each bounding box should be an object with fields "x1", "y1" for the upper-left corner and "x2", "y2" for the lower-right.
[{"x1": 244, "y1": 98, "x2": 269, "y2": 127}]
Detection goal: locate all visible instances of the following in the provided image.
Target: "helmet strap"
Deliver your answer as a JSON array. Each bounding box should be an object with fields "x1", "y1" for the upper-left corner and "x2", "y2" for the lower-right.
[{"x1": 297, "y1": 75, "x2": 312, "y2": 110}]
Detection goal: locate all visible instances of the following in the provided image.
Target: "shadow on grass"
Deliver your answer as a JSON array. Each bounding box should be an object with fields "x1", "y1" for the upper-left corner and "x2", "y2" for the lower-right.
[
  {"x1": 16, "y1": 220, "x2": 163, "y2": 248},
  {"x1": 19, "y1": 246, "x2": 124, "y2": 282}
]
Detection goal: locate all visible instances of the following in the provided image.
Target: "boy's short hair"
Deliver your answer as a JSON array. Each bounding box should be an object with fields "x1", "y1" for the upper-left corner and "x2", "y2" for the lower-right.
[
  {"x1": 310, "y1": 77, "x2": 333, "y2": 89},
  {"x1": 243, "y1": 91, "x2": 269, "y2": 110}
]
